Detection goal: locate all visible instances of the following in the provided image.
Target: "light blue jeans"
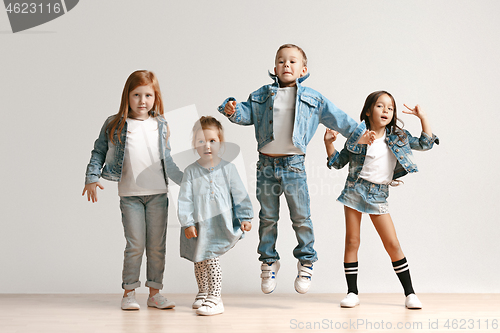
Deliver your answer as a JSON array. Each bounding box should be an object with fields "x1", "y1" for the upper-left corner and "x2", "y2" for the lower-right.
[
  {"x1": 119, "y1": 193, "x2": 168, "y2": 290},
  {"x1": 256, "y1": 154, "x2": 317, "y2": 264}
]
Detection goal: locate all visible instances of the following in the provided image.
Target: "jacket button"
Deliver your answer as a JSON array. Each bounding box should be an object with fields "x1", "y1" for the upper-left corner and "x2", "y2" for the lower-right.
[
  {"x1": 269, "y1": 106, "x2": 273, "y2": 110},
  {"x1": 396, "y1": 149, "x2": 399, "y2": 152},
  {"x1": 399, "y1": 156, "x2": 403, "y2": 159},
  {"x1": 271, "y1": 93, "x2": 274, "y2": 96},
  {"x1": 269, "y1": 120, "x2": 273, "y2": 124}
]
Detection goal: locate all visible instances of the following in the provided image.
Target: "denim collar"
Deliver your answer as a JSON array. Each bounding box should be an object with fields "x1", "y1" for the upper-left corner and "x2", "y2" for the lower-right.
[{"x1": 268, "y1": 71, "x2": 310, "y2": 87}]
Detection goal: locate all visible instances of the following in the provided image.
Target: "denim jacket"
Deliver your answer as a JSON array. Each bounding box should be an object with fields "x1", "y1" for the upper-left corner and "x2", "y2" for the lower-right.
[
  {"x1": 218, "y1": 72, "x2": 365, "y2": 154},
  {"x1": 327, "y1": 122, "x2": 439, "y2": 181},
  {"x1": 84, "y1": 114, "x2": 183, "y2": 186}
]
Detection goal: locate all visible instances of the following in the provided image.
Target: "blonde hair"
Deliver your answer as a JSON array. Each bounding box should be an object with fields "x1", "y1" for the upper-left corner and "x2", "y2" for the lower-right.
[
  {"x1": 107, "y1": 70, "x2": 164, "y2": 144},
  {"x1": 275, "y1": 44, "x2": 308, "y2": 67},
  {"x1": 191, "y1": 116, "x2": 225, "y2": 148}
]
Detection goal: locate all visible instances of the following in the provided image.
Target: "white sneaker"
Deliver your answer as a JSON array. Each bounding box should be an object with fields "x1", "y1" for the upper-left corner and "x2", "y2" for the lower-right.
[
  {"x1": 196, "y1": 296, "x2": 224, "y2": 316},
  {"x1": 405, "y1": 294, "x2": 422, "y2": 309},
  {"x1": 294, "y1": 262, "x2": 313, "y2": 294},
  {"x1": 340, "y1": 293, "x2": 360, "y2": 308},
  {"x1": 147, "y1": 293, "x2": 176, "y2": 309},
  {"x1": 192, "y1": 292, "x2": 208, "y2": 309},
  {"x1": 121, "y1": 291, "x2": 140, "y2": 310},
  {"x1": 261, "y1": 261, "x2": 280, "y2": 294}
]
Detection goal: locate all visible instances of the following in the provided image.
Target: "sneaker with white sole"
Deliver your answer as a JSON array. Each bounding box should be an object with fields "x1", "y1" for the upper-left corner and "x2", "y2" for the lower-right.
[
  {"x1": 294, "y1": 262, "x2": 313, "y2": 294},
  {"x1": 405, "y1": 293, "x2": 422, "y2": 309},
  {"x1": 196, "y1": 296, "x2": 224, "y2": 316},
  {"x1": 192, "y1": 292, "x2": 208, "y2": 309},
  {"x1": 340, "y1": 292, "x2": 360, "y2": 308},
  {"x1": 147, "y1": 293, "x2": 176, "y2": 309},
  {"x1": 261, "y1": 261, "x2": 280, "y2": 294},
  {"x1": 121, "y1": 291, "x2": 140, "y2": 310}
]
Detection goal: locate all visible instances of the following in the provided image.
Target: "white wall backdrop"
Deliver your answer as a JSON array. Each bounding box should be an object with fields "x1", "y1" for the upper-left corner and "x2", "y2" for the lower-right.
[{"x1": 1, "y1": 0, "x2": 499, "y2": 294}]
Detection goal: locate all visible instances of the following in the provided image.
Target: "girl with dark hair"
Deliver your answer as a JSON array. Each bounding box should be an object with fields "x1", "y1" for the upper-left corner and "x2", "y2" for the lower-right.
[{"x1": 324, "y1": 91, "x2": 439, "y2": 309}]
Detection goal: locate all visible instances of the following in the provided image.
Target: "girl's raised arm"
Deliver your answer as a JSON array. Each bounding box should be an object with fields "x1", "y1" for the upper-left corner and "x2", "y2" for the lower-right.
[{"x1": 402, "y1": 104, "x2": 432, "y2": 137}]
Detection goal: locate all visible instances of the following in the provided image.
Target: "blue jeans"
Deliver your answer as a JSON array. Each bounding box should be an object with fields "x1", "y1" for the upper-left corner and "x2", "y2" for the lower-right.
[
  {"x1": 119, "y1": 193, "x2": 168, "y2": 290},
  {"x1": 256, "y1": 154, "x2": 317, "y2": 264}
]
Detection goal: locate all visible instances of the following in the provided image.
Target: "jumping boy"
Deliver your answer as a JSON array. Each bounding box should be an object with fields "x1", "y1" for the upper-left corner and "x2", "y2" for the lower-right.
[{"x1": 218, "y1": 44, "x2": 373, "y2": 294}]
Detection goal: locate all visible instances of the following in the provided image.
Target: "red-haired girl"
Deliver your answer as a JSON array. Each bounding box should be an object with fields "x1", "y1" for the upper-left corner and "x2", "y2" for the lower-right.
[{"x1": 82, "y1": 70, "x2": 183, "y2": 310}]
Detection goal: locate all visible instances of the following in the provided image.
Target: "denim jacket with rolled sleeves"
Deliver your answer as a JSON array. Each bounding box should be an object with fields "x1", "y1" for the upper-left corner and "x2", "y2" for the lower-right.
[
  {"x1": 218, "y1": 72, "x2": 366, "y2": 153},
  {"x1": 84, "y1": 114, "x2": 183, "y2": 186},
  {"x1": 327, "y1": 121, "x2": 439, "y2": 181}
]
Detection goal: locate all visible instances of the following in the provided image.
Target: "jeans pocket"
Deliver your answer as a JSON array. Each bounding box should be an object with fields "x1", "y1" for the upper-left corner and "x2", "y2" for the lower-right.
[{"x1": 287, "y1": 161, "x2": 305, "y2": 173}]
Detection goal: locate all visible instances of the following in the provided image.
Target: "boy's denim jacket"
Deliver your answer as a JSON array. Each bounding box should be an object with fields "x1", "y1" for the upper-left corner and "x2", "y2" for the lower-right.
[
  {"x1": 327, "y1": 121, "x2": 439, "y2": 181},
  {"x1": 218, "y1": 72, "x2": 365, "y2": 154},
  {"x1": 84, "y1": 113, "x2": 183, "y2": 186}
]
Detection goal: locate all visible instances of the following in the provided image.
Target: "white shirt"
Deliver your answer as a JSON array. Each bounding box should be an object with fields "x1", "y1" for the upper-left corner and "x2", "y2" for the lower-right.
[
  {"x1": 259, "y1": 87, "x2": 303, "y2": 155},
  {"x1": 359, "y1": 132, "x2": 397, "y2": 184},
  {"x1": 118, "y1": 117, "x2": 168, "y2": 196}
]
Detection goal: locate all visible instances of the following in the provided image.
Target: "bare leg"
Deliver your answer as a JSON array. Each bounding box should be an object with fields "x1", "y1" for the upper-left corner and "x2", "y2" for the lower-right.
[
  {"x1": 149, "y1": 287, "x2": 159, "y2": 297},
  {"x1": 344, "y1": 206, "x2": 362, "y2": 262},
  {"x1": 369, "y1": 213, "x2": 404, "y2": 261}
]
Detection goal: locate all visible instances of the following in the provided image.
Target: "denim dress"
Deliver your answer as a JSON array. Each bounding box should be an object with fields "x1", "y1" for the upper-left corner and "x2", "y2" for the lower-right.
[{"x1": 178, "y1": 159, "x2": 253, "y2": 262}]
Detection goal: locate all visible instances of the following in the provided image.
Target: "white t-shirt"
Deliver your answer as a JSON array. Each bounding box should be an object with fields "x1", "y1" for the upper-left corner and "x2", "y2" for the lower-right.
[
  {"x1": 359, "y1": 132, "x2": 397, "y2": 185},
  {"x1": 118, "y1": 117, "x2": 168, "y2": 196},
  {"x1": 259, "y1": 87, "x2": 303, "y2": 155}
]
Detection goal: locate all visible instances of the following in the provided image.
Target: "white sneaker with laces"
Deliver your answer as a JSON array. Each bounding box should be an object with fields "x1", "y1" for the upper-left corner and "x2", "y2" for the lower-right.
[
  {"x1": 340, "y1": 292, "x2": 360, "y2": 308},
  {"x1": 261, "y1": 261, "x2": 280, "y2": 294},
  {"x1": 196, "y1": 296, "x2": 224, "y2": 316},
  {"x1": 147, "y1": 293, "x2": 176, "y2": 309},
  {"x1": 121, "y1": 291, "x2": 140, "y2": 310},
  {"x1": 405, "y1": 294, "x2": 422, "y2": 309},
  {"x1": 294, "y1": 261, "x2": 313, "y2": 294},
  {"x1": 192, "y1": 292, "x2": 208, "y2": 309}
]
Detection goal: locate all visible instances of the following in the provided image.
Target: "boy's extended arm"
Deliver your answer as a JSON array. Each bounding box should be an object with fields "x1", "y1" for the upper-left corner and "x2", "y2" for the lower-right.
[
  {"x1": 218, "y1": 96, "x2": 254, "y2": 125},
  {"x1": 319, "y1": 97, "x2": 369, "y2": 149}
]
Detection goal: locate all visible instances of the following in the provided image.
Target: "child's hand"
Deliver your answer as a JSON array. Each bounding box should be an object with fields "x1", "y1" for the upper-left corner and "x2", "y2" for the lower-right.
[
  {"x1": 82, "y1": 182, "x2": 104, "y2": 203},
  {"x1": 241, "y1": 221, "x2": 252, "y2": 232},
  {"x1": 185, "y1": 226, "x2": 198, "y2": 239},
  {"x1": 403, "y1": 104, "x2": 427, "y2": 120},
  {"x1": 403, "y1": 103, "x2": 432, "y2": 137},
  {"x1": 358, "y1": 130, "x2": 376, "y2": 145},
  {"x1": 324, "y1": 128, "x2": 339, "y2": 144},
  {"x1": 224, "y1": 101, "x2": 236, "y2": 116}
]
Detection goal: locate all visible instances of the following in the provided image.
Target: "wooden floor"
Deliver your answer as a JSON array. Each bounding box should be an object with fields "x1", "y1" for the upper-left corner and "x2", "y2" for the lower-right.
[{"x1": 0, "y1": 293, "x2": 498, "y2": 332}]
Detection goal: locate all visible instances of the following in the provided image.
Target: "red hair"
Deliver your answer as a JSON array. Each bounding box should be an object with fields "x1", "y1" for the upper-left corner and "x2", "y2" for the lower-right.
[{"x1": 107, "y1": 70, "x2": 164, "y2": 143}]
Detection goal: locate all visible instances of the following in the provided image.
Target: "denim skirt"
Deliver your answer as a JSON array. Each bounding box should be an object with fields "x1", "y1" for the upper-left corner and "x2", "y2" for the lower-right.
[{"x1": 337, "y1": 178, "x2": 390, "y2": 215}]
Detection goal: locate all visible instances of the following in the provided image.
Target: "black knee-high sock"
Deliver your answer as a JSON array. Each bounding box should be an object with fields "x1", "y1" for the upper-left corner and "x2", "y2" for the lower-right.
[
  {"x1": 392, "y1": 257, "x2": 415, "y2": 296},
  {"x1": 344, "y1": 262, "x2": 358, "y2": 295}
]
